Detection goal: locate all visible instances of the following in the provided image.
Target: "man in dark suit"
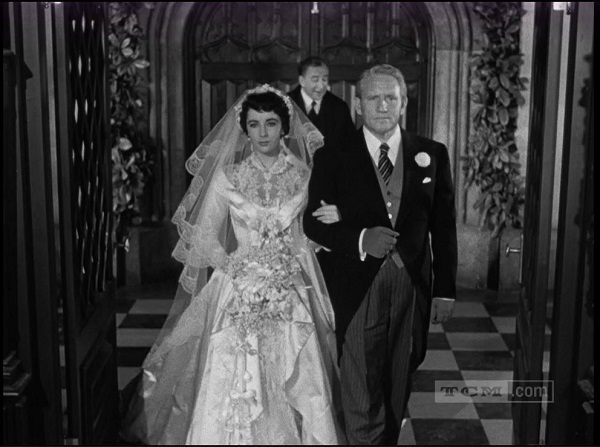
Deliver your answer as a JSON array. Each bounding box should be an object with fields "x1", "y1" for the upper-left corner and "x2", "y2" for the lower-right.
[
  {"x1": 288, "y1": 56, "x2": 355, "y2": 149},
  {"x1": 303, "y1": 64, "x2": 457, "y2": 445}
]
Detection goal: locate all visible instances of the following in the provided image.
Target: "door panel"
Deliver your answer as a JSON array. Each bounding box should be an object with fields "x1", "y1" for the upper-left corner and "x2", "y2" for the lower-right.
[
  {"x1": 52, "y1": 3, "x2": 118, "y2": 445},
  {"x1": 189, "y1": 2, "x2": 431, "y2": 146},
  {"x1": 512, "y1": 3, "x2": 563, "y2": 445}
]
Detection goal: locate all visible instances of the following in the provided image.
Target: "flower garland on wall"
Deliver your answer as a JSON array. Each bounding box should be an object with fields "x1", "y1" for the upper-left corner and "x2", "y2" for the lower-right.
[
  {"x1": 109, "y1": 2, "x2": 154, "y2": 233},
  {"x1": 463, "y1": 2, "x2": 527, "y2": 238}
]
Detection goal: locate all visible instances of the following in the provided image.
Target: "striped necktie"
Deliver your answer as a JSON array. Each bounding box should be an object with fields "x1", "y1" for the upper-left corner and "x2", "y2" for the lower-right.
[{"x1": 378, "y1": 142, "x2": 393, "y2": 184}]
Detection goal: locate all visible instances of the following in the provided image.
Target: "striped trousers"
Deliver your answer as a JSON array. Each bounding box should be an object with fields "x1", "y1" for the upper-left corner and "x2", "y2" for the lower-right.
[{"x1": 340, "y1": 259, "x2": 416, "y2": 445}]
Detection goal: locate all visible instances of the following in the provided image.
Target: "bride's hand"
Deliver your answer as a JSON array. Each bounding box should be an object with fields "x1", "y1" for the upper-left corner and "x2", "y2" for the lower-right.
[{"x1": 312, "y1": 200, "x2": 341, "y2": 224}]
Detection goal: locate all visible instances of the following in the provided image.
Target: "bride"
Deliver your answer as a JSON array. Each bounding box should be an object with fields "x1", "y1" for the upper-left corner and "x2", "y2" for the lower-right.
[{"x1": 121, "y1": 85, "x2": 345, "y2": 445}]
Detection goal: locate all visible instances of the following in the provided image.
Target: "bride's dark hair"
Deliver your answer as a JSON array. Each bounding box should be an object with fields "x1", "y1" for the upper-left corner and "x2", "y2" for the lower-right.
[{"x1": 239, "y1": 91, "x2": 291, "y2": 136}]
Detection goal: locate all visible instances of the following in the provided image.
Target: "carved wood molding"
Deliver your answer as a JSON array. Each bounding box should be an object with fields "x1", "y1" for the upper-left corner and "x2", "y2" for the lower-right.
[
  {"x1": 3, "y1": 351, "x2": 31, "y2": 393},
  {"x1": 3, "y1": 351, "x2": 32, "y2": 445}
]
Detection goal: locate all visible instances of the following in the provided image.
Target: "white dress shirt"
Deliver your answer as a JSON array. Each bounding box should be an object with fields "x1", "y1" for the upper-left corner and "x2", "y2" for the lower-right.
[
  {"x1": 363, "y1": 125, "x2": 401, "y2": 167},
  {"x1": 301, "y1": 88, "x2": 322, "y2": 114},
  {"x1": 359, "y1": 126, "x2": 402, "y2": 260}
]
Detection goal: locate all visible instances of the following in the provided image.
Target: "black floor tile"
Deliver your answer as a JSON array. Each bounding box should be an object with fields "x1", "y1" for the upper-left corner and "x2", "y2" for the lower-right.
[
  {"x1": 411, "y1": 419, "x2": 489, "y2": 445},
  {"x1": 442, "y1": 317, "x2": 497, "y2": 333},
  {"x1": 474, "y1": 402, "x2": 513, "y2": 419},
  {"x1": 501, "y1": 333, "x2": 552, "y2": 353},
  {"x1": 119, "y1": 314, "x2": 167, "y2": 329},
  {"x1": 117, "y1": 280, "x2": 178, "y2": 301},
  {"x1": 501, "y1": 333, "x2": 516, "y2": 351},
  {"x1": 118, "y1": 347, "x2": 151, "y2": 367},
  {"x1": 427, "y1": 332, "x2": 451, "y2": 350},
  {"x1": 456, "y1": 289, "x2": 499, "y2": 303},
  {"x1": 411, "y1": 370, "x2": 464, "y2": 392},
  {"x1": 116, "y1": 298, "x2": 137, "y2": 314},
  {"x1": 483, "y1": 302, "x2": 519, "y2": 317},
  {"x1": 454, "y1": 351, "x2": 514, "y2": 371}
]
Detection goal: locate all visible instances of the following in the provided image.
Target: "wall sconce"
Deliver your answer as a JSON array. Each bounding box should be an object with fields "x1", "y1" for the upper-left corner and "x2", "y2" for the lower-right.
[
  {"x1": 552, "y1": 2, "x2": 573, "y2": 14},
  {"x1": 311, "y1": 2, "x2": 319, "y2": 15},
  {"x1": 41, "y1": 2, "x2": 62, "y2": 8}
]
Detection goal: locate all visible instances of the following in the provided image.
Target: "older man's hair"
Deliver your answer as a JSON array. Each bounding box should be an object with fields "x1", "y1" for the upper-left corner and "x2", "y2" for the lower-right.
[
  {"x1": 356, "y1": 64, "x2": 408, "y2": 100},
  {"x1": 298, "y1": 56, "x2": 328, "y2": 76}
]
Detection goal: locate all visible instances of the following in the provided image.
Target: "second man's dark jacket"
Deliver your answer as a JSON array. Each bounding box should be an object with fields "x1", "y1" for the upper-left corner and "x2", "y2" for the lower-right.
[{"x1": 288, "y1": 86, "x2": 355, "y2": 150}]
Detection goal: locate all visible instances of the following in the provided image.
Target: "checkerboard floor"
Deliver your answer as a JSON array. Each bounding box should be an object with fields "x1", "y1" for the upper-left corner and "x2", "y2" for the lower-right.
[{"x1": 116, "y1": 282, "x2": 551, "y2": 445}]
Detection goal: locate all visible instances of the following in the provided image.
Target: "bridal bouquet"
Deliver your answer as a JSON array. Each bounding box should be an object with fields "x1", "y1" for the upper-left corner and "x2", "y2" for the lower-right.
[{"x1": 224, "y1": 213, "x2": 302, "y2": 336}]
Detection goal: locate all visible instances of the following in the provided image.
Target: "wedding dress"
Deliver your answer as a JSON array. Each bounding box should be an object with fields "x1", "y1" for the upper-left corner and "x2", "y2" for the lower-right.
[{"x1": 121, "y1": 147, "x2": 343, "y2": 445}]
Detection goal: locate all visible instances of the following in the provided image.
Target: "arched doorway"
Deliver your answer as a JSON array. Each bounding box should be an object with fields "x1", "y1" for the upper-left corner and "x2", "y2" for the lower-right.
[
  {"x1": 143, "y1": 2, "x2": 473, "y2": 223},
  {"x1": 184, "y1": 2, "x2": 433, "y2": 157}
]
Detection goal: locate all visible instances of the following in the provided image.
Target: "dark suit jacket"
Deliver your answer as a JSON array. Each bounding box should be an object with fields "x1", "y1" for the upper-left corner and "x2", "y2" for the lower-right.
[
  {"x1": 288, "y1": 86, "x2": 355, "y2": 150},
  {"x1": 303, "y1": 127, "x2": 457, "y2": 370}
]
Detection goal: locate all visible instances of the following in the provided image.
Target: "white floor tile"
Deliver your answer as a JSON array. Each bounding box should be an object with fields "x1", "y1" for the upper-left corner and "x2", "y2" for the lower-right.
[
  {"x1": 446, "y1": 332, "x2": 509, "y2": 351},
  {"x1": 408, "y1": 392, "x2": 479, "y2": 419},
  {"x1": 417, "y1": 350, "x2": 459, "y2": 371},
  {"x1": 116, "y1": 313, "x2": 127, "y2": 327},
  {"x1": 428, "y1": 321, "x2": 445, "y2": 333},
  {"x1": 128, "y1": 299, "x2": 173, "y2": 315},
  {"x1": 461, "y1": 370, "x2": 514, "y2": 381},
  {"x1": 117, "y1": 328, "x2": 161, "y2": 347},
  {"x1": 481, "y1": 419, "x2": 513, "y2": 445},
  {"x1": 453, "y1": 302, "x2": 489, "y2": 318},
  {"x1": 491, "y1": 316, "x2": 516, "y2": 334},
  {"x1": 397, "y1": 418, "x2": 416, "y2": 445},
  {"x1": 118, "y1": 367, "x2": 141, "y2": 391}
]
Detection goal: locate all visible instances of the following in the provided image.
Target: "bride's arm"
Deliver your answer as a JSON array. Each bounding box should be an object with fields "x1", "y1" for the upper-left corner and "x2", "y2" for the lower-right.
[{"x1": 193, "y1": 170, "x2": 231, "y2": 269}]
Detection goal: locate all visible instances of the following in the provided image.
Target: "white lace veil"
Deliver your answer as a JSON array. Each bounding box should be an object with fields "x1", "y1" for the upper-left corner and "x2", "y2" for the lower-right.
[{"x1": 157, "y1": 84, "x2": 325, "y2": 345}]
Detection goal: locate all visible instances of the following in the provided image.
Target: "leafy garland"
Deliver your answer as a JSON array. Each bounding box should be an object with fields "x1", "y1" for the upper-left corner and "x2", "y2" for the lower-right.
[
  {"x1": 108, "y1": 2, "x2": 154, "y2": 226},
  {"x1": 463, "y1": 2, "x2": 527, "y2": 237}
]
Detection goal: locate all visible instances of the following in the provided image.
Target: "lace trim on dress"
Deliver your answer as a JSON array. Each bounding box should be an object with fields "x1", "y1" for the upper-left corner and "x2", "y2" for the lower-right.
[
  {"x1": 171, "y1": 147, "x2": 310, "y2": 295},
  {"x1": 225, "y1": 150, "x2": 309, "y2": 209}
]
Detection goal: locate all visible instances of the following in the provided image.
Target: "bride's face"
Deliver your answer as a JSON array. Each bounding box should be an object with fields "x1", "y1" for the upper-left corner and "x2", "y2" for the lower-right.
[{"x1": 246, "y1": 109, "x2": 283, "y2": 158}]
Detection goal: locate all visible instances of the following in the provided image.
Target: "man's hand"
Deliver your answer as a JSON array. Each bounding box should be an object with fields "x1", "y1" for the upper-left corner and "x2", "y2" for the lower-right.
[
  {"x1": 430, "y1": 298, "x2": 455, "y2": 324},
  {"x1": 312, "y1": 200, "x2": 341, "y2": 224},
  {"x1": 362, "y1": 227, "x2": 399, "y2": 258}
]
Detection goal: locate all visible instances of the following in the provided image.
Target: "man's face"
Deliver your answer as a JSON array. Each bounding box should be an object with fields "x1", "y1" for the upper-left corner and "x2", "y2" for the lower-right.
[
  {"x1": 355, "y1": 74, "x2": 406, "y2": 140},
  {"x1": 299, "y1": 65, "x2": 329, "y2": 102}
]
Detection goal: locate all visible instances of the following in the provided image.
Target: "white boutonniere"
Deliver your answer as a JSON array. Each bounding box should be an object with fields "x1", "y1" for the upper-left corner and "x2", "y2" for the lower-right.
[{"x1": 415, "y1": 152, "x2": 431, "y2": 168}]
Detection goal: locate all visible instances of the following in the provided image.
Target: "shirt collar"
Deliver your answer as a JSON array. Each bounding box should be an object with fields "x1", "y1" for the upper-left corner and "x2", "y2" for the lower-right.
[
  {"x1": 300, "y1": 88, "x2": 322, "y2": 111},
  {"x1": 362, "y1": 125, "x2": 401, "y2": 166}
]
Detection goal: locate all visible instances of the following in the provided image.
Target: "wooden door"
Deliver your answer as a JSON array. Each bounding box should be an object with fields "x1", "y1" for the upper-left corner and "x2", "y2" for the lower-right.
[
  {"x1": 8, "y1": 3, "x2": 64, "y2": 444},
  {"x1": 51, "y1": 3, "x2": 119, "y2": 445},
  {"x1": 546, "y1": 2, "x2": 595, "y2": 444},
  {"x1": 186, "y1": 2, "x2": 431, "y2": 151},
  {"x1": 512, "y1": 3, "x2": 563, "y2": 445}
]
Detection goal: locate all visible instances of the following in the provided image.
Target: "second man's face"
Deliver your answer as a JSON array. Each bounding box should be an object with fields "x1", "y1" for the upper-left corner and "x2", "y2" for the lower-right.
[{"x1": 299, "y1": 66, "x2": 329, "y2": 102}]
